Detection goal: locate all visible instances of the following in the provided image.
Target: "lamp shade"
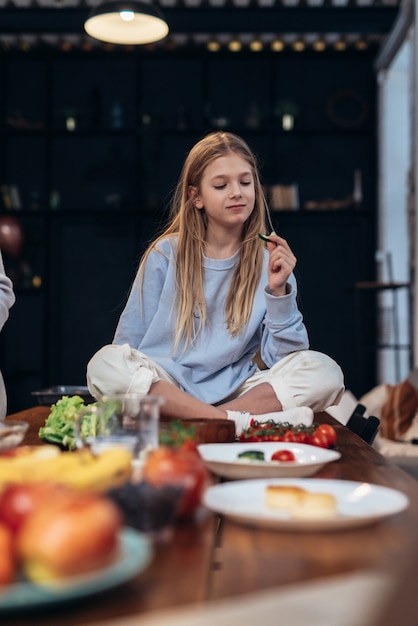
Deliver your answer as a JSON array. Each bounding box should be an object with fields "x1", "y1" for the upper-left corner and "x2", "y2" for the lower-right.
[{"x1": 84, "y1": 1, "x2": 169, "y2": 45}]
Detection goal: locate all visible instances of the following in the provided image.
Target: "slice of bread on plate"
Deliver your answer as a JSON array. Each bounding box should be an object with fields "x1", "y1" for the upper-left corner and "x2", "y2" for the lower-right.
[{"x1": 265, "y1": 485, "x2": 337, "y2": 519}]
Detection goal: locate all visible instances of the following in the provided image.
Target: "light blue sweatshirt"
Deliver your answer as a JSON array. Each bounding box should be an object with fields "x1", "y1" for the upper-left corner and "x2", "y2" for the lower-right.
[{"x1": 113, "y1": 237, "x2": 309, "y2": 404}]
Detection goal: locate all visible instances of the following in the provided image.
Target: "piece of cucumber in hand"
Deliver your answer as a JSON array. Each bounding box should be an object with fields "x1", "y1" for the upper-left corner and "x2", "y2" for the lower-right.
[{"x1": 258, "y1": 233, "x2": 275, "y2": 243}]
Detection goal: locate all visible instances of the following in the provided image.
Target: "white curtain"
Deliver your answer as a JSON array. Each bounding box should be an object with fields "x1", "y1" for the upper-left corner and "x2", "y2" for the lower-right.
[{"x1": 376, "y1": 35, "x2": 412, "y2": 383}]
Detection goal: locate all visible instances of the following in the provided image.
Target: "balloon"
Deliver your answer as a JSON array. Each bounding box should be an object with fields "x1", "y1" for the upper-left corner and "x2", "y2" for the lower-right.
[{"x1": 0, "y1": 216, "x2": 25, "y2": 260}]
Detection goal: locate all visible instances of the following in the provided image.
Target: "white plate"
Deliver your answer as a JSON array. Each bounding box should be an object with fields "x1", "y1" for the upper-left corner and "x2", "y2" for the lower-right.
[
  {"x1": 0, "y1": 527, "x2": 152, "y2": 612},
  {"x1": 198, "y1": 442, "x2": 341, "y2": 479},
  {"x1": 203, "y1": 478, "x2": 409, "y2": 531}
]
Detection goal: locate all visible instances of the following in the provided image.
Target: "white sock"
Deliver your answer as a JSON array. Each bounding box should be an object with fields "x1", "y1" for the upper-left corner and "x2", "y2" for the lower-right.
[
  {"x1": 226, "y1": 406, "x2": 314, "y2": 436},
  {"x1": 226, "y1": 410, "x2": 252, "y2": 436}
]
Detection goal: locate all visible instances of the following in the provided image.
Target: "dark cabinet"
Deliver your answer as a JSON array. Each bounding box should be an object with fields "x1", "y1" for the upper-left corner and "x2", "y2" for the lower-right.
[
  {"x1": 0, "y1": 50, "x2": 377, "y2": 412},
  {"x1": 47, "y1": 214, "x2": 140, "y2": 384},
  {"x1": 274, "y1": 211, "x2": 375, "y2": 397}
]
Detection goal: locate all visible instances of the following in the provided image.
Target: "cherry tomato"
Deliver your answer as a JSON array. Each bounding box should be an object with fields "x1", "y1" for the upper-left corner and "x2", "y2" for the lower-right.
[
  {"x1": 310, "y1": 429, "x2": 329, "y2": 448},
  {"x1": 271, "y1": 449, "x2": 295, "y2": 462},
  {"x1": 291, "y1": 431, "x2": 310, "y2": 444},
  {"x1": 316, "y1": 424, "x2": 337, "y2": 447},
  {"x1": 239, "y1": 420, "x2": 334, "y2": 448},
  {"x1": 283, "y1": 430, "x2": 296, "y2": 443}
]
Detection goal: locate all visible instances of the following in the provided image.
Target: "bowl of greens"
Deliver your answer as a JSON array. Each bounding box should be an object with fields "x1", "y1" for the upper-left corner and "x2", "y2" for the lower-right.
[{"x1": 38, "y1": 395, "x2": 98, "y2": 450}]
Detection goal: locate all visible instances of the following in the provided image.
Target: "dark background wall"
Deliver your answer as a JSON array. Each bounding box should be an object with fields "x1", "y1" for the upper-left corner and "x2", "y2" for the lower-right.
[{"x1": 0, "y1": 48, "x2": 377, "y2": 413}]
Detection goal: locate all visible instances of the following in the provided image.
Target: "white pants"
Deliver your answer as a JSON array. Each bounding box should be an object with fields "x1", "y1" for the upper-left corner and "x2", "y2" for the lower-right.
[
  {"x1": 0, "y1": 371, "x2": 6, "y2": 419},
  {"x1": 87, "y1": 344, "x2": 344, "y2": 412}
]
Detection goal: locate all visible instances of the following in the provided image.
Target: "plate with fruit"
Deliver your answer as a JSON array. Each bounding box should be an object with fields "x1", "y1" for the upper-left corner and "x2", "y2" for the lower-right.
[
  {"x1": 0, "y1": 482, "x2": 153, "y2": 612},
  {"x1": 0, "y1": 527, "x2": 152, "y2": 611}
]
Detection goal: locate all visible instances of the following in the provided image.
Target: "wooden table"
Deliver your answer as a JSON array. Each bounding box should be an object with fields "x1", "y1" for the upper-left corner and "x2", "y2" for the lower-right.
[{"x1": 4, "y1": 406, "x2": 418, "y2": 624}]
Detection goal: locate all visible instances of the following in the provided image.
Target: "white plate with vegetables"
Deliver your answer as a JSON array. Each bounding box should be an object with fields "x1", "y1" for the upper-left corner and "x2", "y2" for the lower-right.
[{"x1": 197, "y1": 442, "x2": 341, "y2": 480}]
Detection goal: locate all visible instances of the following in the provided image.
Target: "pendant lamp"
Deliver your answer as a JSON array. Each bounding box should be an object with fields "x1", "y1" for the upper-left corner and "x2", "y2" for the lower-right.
[{"x1": 84, "y1": 0, "x2": 169, "y2": 45}]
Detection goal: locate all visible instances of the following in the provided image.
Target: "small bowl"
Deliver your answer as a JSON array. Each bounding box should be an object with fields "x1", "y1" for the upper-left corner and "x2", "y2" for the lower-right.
[
  {"x1": 0, "y1": 420, "x2": 29, "y2": 451},
  {"x1": 107, "y1": 480, "x2": 184, "y2": 537},
  {"x1": 31, "y1": 386, "x2": 94, "y2": 406}
]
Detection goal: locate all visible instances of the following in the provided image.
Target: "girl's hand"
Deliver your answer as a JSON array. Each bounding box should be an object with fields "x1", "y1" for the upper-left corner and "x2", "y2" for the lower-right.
[{"x1": 266, "y1": 233, "x2": 296, "y2": 296}]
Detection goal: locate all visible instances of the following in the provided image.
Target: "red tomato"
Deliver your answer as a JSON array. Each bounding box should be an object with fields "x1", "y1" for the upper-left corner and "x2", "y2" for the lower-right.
[
  {"x1": 178, "y1": 439, "x2": 200, "y2": 455},
  {"x1": 310, "y1": 429, "x2": 329, "y2": 448},
  {"x1": 142, "y1": 445, "x2": 209, "y2": 518},
  {"x1": 271, "y1": 449, "x2": 295, "y2": 462},
  {"x1": 316, "y1": 424, "x2": 337, "y2": 447},
  {"x1": 0, "y1": 483, "x2": 72, "y2": 535}
]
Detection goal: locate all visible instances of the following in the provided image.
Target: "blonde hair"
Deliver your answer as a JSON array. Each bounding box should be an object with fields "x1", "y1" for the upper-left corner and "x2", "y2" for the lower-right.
[{"x1": 139, "y1": 131, "x2": 270, "y2": 350}]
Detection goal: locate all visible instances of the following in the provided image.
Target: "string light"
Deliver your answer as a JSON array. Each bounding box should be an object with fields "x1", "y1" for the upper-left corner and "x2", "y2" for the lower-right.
[
  {"x1": 270, "y1": 38, "x2": 284, "y2": 52},
  {"x1": 60, "y1": 40, "x2": 72, "y2": 52},
  {"x1": 207, "y1": 38, "x2": 220, "y2": 52},
  {"x1": 292, "y1": 39, "x2": 305, "y2": 52},
  {"x1": 249, "y1": 38, "x2": 263, "y2": 52},
  {"x1": 312, "y1": 39, "x2": 326, "y2": 52},
  {"x1": 355, "y1": 39, "x2": 368, "y2": 50},
  {"x1": 228, "y1": 38, "x2": 242, "y2": 52},
  {"x1": 334, "y1": 39, "x2": 347, "y2": 51},
  {"x1": 81, "y1": 39, "x2": 95, "y2": 51},
  {"x1": 0, "y1": 30, "x2": 372, "y2": 54}
]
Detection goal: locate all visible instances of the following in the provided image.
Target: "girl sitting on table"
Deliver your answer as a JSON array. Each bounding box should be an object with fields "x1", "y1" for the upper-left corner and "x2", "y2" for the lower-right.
[{"x1": 87, "y1": 131, "x2": 344, "y2": 435}]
